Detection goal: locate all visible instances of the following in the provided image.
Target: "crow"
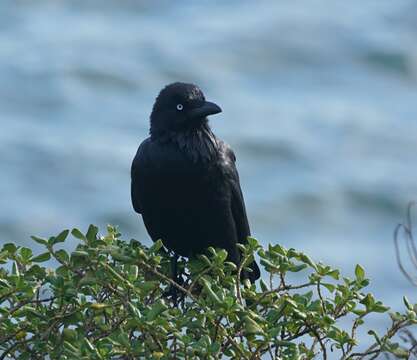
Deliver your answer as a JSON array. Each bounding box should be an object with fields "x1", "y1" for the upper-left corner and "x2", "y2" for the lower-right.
[{"x1": 131, "y1": 82, "x2": 260, "y2": 283}]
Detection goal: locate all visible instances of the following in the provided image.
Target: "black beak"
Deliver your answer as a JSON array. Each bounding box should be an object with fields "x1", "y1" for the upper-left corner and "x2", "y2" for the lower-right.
[{"x1": 189, "y1": 101, "x2": 222, "y2": 120}]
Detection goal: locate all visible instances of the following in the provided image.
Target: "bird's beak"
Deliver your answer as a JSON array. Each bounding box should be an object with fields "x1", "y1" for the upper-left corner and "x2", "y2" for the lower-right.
[{"x1": 189, "y1": 101, "x2": 222, "y2": 119}]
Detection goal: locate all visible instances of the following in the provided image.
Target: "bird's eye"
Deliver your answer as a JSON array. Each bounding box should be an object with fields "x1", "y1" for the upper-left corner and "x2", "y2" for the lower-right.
[{"x1": 176, "y1": 104, "x2": 183, "y2": 111}]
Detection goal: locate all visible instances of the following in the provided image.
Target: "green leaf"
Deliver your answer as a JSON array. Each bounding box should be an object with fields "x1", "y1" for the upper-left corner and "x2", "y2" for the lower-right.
[
  {"x1": 54, "y1": 249, "x2": 69, "y2": 264},
  {"x1": 207, "y1": 247, "x2": 217, "y2": 257},
  {"x1": 71, "y1": 228, "x2": 86, "y2": 240},
  {"x1": 407, "y1": 310, "x2": 416, "y2": 320},
  {"x1": 246, "y1": 237, "x2": 259, "y2": 249},
  {"x1": 26, "y1": 264, "x2": 46, "y2": 279},
  {"x1": 209, "y1": 342, "x2": 221, "y2": 354},
  {"x1": 138, "y1": 281, "x2": 159, "y2": 294},
  {"x1": 244, "y1": 315, "x2": 264, "y2": 335},
  {"x1": 198, "y1": 254, "x2": 212, "y2": 266},
  {"x1": 90, "y1": 303, "x2": 109, "y2": 311},
  {"x1": 3, "y1": 243, "x2": 17, "y2": 254},
  {"x1": 86, "y1": 224, "x2": 98, "y2": 242},
  {"x1": 284, "y1": 297, "x2": 298, "y2": 309},
  {"x1": 31, "y1": 252, "x2": 51, "y2": 263},
  {"x1": 322, "y1": 283, "x2": 335, "y2": 292},
  {"x1": 149, "y1": 239, "x2": 164, "y2": 253},
  {"x1": 300, "y1": 254, "x2": 318, "y2": 271},
  {"x1": 260, "y1": 279, "x2": 269, "y2": 292},
  {"x1": 201, "y1": 278, "x2": 221, "y2": 304},
  {"x1": 51, "y1": 229, "x2": 69, "y2": 245},
  {"x1": 389, "y1": 312, "x2": 404, "y2": 321},
  {"x1": 146, "y1": 300, "x2": 168, "y2": 321},
  {"x1": 236, "y1": 243, "x2": 246, "y2": 252},
  {"x1": 352, "y1": 309, "x2": 367, "y2": 316},
  {"x1": 126, "y1": 264, "x2": 139, "y2": 280},
  {"x1": 403, "y1": 296, "x2": 413, "y2": 310},
  {"x1": 373, "y1": 303, "x2": 390, "y2": 313},
  {"x1": 269, "y1": 244, "x2": 287, "y2": 256},
  {"x1": 19, "y1": 247, "x2": 33, "y2": 260},
  {"x1": 64, "y1": 341, "x2": 80, "y2": 354},
  {"x1": 31, "y1": 236, "x2": 48, "y2": 246},
  {"x1": 355, "y1": 264, "x2": 365, "y2": 281},
  {"x1": 12, "y1": 261, "x2": 20, "y2": 277},
  {"x1": 71, "y1": 250, "x2": 89, "y2": 258},
  {"x1": 110, "y1": 251, "x2": 134, "y2": 263},
  {"x1": 62, "y1": 328, "x2": 78, "y2": 342},
  {"x1": 288, "y1": 264, "x2": 307, "y2": 273},
  {"x1": 128, "y1": 302, "x2": 142, "y2": 319},
  {"x1": 391, "y1": 347, "x2": 410, "y2": 359},
  {"x1": 293, "y1": 308, "x2": 307, "y2": 319},
  {"x1": 224, "y1": 261, "x2": 237, "y2": 271},
  {"x1": 260, "y1": 258, "x2": 280, "y2": 272},
  {"x1": 323, "y1": 315, "x2": 335, "y2": 325},
  {"x1": 328, "y1": 269, "x2": 340, "y2": 280},
  {"x1": 79, "y1": 272, "x2": 97, "y2": 286},
  {"x1": 360, "y1": 294, "x2": 375, "y2": 310},
  {"x1": 84, "y1": 338, "x2": 95, "y2": 351},
  {"x1": 216, "y1": 249, "x2": 228, "y2": 262}
]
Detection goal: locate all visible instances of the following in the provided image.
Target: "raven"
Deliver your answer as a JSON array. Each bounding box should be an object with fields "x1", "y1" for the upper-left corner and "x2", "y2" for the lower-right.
[{"x1": 131, "y1": 82, "x2": 260, "y2": 282}]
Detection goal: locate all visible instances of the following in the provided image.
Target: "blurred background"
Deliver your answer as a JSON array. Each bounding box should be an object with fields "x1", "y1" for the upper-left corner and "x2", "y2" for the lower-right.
[{"x1": 1, "y1": 0, "x2": 417, "y2": 341}]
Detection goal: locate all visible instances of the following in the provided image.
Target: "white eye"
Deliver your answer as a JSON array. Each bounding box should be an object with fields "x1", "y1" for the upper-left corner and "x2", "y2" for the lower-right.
[{"x1": 176, "y1": 104, "x2": 183, "y2": 111}]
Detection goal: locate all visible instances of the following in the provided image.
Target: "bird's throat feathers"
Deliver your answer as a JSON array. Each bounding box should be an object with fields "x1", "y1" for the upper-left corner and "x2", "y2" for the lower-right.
[{"x1": 151, "y1": 123, "x2": 219, "y2": 163}]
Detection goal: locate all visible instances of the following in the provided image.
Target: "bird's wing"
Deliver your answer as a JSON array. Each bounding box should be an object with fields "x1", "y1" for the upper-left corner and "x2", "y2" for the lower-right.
[
  {"x1": 223, "y1": 142, "x2": 260, "y2": 281},
  {"x1": 131, "y1": 138, "x2": 151, "y2": 214},
  {"x1": 222, "y1": 143, "x2": 251, "y2": 241}
]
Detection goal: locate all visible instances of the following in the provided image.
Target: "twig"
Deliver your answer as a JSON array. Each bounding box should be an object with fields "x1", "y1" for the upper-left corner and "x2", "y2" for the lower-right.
[
  {"x1": 305, "y1": 321, "x2": 327, "y2": 360},
  {"x1": 257, "y1": 282, "x2": 312, "y2": 304},
  {"x1": 317, "y1": 280, "x2": 326, "y2": 314},
  {"x1": 394, "y1": 201, "x2": 417, "y2": 286},
  {"x1": 236, "y1": 254, "x2": 251, "y2": 307},
  {"x1": 137, "y1": 259, "x2": 250, "y2": 360}
]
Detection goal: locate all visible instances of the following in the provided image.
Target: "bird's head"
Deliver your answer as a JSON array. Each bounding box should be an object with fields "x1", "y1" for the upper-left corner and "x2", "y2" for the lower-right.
[{"x1": 150, "y1": 82, "x2": 222, "y2": 139}]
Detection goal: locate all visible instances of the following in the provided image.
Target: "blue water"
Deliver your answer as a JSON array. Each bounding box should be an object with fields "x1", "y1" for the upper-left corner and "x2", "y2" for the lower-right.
[{"x1": 1, "y1": 0, "x2": 417, "y2": 344}]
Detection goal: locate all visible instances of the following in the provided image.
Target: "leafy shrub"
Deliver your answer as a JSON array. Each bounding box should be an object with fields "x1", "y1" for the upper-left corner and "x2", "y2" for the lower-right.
[{"x1": 0, "y1": 225, "x2": 416, "y2": 359}]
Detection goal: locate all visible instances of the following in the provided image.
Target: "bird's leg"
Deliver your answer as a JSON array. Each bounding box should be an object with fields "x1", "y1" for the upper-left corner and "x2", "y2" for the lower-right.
[
  {"x1": 163, "y1": 253, "x2": 184, "y2": 306},
  {"x1": 171, "y1": 253, "x2": 179, "y2": 283},
  {"x1": 170, "y1": 254, "x2": 179, "y2": 306}
]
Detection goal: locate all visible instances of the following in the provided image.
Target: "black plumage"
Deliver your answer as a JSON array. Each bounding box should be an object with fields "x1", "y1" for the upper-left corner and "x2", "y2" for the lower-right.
[{"x1": 131, "y1": 82, "x2": 260, "y2": 282}]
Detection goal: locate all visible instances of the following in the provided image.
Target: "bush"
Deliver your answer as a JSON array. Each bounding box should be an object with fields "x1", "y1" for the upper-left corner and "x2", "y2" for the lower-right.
[{"x1": 0, "y1": 225, "x2": 416, "y2": 359}]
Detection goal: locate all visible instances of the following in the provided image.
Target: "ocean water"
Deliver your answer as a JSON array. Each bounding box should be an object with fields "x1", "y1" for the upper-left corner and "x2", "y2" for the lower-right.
[{"x1": 1, "y1": 0, "x2": 417, "y2": 345}]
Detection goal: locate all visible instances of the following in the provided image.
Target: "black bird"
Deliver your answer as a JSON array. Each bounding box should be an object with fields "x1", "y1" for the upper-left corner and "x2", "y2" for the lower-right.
[{"x1": 131, "y1": 82, "x2": 260, "y2": 283}]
